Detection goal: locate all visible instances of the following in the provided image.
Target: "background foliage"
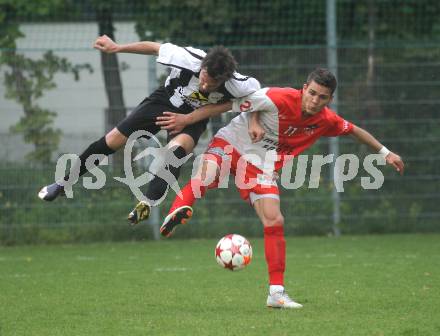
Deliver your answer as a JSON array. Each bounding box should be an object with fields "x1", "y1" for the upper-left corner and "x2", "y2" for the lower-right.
[{"x1": 1, "y1": 0, "x2": 439, "y2": 244}]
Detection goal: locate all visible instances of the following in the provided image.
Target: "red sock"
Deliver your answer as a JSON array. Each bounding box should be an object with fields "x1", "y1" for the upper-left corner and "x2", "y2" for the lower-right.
[
  {"x1": 169, "y1": 179, "x2": 207, "y2": 214},
  {"x1": 264, "y1": 226, "x2": 286, "y2": 286}
]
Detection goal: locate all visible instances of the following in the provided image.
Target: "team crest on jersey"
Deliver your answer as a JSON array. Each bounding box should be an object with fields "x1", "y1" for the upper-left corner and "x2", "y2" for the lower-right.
[
  {"x1": 304, "y1": 124, "x2": 319, "y2": 135},
  {"x1": 283, "y1": 124, "x2": 320, "y2": 136},
  {"x1": 239, "y1": 100, "x2": 252, "y2": 112},
  {"x1": 256, "y1": 173, "x2": 277, "y2": 186}
]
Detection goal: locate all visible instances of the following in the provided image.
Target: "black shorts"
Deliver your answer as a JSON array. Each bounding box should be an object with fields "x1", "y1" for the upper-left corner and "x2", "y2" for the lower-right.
[{"x1": 116, "y1": 87, "x2": 208, "y2": 145}]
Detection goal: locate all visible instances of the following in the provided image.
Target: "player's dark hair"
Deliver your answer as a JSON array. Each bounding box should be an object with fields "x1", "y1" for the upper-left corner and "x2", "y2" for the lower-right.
[
  {"x1": 306, "y1": 68, "x2": 337, "y2": 95},
  {"x1": 201, "y1": 46, "x2": 237, "y2": 83}
]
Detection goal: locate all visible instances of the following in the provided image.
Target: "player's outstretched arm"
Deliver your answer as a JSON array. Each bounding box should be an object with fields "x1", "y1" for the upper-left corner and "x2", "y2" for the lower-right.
[
  {"x1": 156, "y1": 101, "x2": 233, "y2": 135},
  {"x1": 93, "y1": 35, "x2": 161, "y2": 55},
  {"x1": 350, "y1": 125, "x2": 405, "y2": 174}
]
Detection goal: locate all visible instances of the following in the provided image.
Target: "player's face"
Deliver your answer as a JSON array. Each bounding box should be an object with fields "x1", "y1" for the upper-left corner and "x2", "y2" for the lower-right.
[
  {"x1": 302, "y1": 81, "x2": 333, "y2": 116},
  {"x1": 199, "y1": 68, "x2": 223, "y2": 92}
]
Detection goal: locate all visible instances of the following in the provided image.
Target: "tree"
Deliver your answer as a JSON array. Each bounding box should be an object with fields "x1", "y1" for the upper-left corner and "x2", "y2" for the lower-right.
[
  {"x1": 0, "y1": 0, "x2": 92, "y2": 163},
  {"x1": 133, "y1": 0, "x2": 326, "y2": 46},
  {"x1": 4, "y1": 51, "x2": 92, "y2": 163},
  {"x1": 91, "y1": 0, "x2": 128, "y2": 169}
]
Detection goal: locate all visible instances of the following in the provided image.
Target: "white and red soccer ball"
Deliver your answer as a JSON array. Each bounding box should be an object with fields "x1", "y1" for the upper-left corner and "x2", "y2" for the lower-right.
[{"x1": 215, "y1": 234, "x2": 252, "y2": 271}]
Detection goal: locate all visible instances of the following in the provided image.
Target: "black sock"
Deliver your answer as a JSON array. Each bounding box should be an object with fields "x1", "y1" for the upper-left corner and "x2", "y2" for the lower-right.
[
  {"x1": 145, "y1": 146, "x2": 187, "y2": 204},
  {"x1": 64, "y1": 136, "x2": 115, "y2": 181}
]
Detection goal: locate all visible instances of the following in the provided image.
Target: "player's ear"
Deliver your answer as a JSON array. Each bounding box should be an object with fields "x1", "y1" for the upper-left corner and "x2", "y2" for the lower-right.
[
  {"x1": 328, "y1": 95, "x2": 334, "y2": 104},
  {"x1": 303, "y1": 83, "x2": 308, "y2": 90}
]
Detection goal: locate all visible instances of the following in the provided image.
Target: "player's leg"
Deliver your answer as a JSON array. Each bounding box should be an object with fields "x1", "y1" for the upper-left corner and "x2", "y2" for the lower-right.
[
  {"x1": 38, "y1": 127, "x2": 126, "y2": 202},
  {"x1": 145, "y1": 119, "x2": 208, "y2": 203},
  {"x1": 160, "y1": 137, "x2": 235, "y2": 236},
  {"x1": 70, "y1": 127, "x2": 127, "y2": 179},
  {"x1": 160, "y1": 158, "x2": 221, "y2": 237},
  {"x1": 165, "y1": 135, "x2": 234, "y2": 216},
  {"x1": 253, "y1": 197, "x2": 302, "y2": 309},
  {"x1": 127, "y1": 133, "x2": 194, "y2": 225},
  {"x1": 253, "y1": 198, "x2": 286, "y2": 286},
  {"x1": 39, "y1": 95, "x2": 159, "y2": 202},
  {"x1": 128, "y1": 119, "x2": 208, "y2": 224},
  {"x1": 145, "y1": 133, "x2": 195, "y2": 205}
]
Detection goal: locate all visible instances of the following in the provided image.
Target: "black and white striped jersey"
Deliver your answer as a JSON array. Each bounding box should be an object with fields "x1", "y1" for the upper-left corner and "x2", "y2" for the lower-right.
[{"x1": 157, "y1": 43, "x2": 260, "y2": 112}]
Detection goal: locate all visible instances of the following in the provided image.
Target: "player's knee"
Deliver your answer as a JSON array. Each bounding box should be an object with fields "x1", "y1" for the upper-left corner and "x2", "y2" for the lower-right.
[
  {"x1": 105, "y1": 128, "x2": 127, "y2": 150},
  {"x1": 262, "y1": 212, "x2": 284, "y2": 227},
  {"x1": 168, "y1": 134, "x2": 195, "y2": 154},
  {"x1": 198, "y1": 161, "x2": 220, "y2": 187}
]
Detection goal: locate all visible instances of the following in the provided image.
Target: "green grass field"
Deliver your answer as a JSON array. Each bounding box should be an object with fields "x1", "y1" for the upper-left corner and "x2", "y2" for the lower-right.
[{"x1": 1, "y1": 234, "x2": 439, "y2": 336}]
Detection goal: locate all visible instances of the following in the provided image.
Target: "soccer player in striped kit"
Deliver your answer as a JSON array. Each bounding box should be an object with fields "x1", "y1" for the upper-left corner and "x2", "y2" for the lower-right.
[
  {"x1": 38, "y1": 35, "x2": 260, "y2": 225},
  {"x1": 156, "y1": 68, "x2": 405, "y2": 308}
]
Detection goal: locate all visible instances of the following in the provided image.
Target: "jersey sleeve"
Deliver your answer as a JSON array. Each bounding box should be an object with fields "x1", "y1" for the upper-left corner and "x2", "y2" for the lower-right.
[
  {"x1": 322, "y1": 112, "x2": 354, "y2": 137},
  {"x1": 224, "y1": 73, "x2": 261, "y2": 98},
  {"x1": 157, "y1": 43, "x2": 205, "y2": 72},
  {"x1": 231, "y1": 88, "x2": 276, "y2": 113}
]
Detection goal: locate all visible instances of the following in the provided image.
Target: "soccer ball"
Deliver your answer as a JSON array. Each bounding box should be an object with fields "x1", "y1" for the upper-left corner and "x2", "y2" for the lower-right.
[{"x1": 215, "y1": 234, "x2": 252, "y2": 271}]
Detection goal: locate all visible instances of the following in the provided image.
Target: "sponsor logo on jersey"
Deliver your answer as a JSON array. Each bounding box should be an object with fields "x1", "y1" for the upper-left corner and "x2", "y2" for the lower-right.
[
  {"x1": 181, "y1": 91, "x2": 225, "y2": 108},
  {"x1": 179, "y1": 91, "x2": 208, "y2": 108},
  {"x1": 262, "y1": 138, "x2": 296, "y2": 155},
  {"x1": 189, "y1": 91, "x2": 209, "y2": 103}
]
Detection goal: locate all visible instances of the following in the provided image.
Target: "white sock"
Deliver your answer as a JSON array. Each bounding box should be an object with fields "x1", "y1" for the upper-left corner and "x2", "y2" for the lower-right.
[{"x1": 269, "y1": 285, "x2": 284, "y2": 295}]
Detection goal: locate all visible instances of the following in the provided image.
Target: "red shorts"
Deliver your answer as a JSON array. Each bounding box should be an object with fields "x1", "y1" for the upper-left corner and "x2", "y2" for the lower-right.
[{"x1": 203, "y1": 137, "x2": 279, "y2": 203}]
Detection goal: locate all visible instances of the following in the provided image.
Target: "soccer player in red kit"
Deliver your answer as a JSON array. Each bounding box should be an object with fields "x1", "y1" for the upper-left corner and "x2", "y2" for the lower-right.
[{"x1": 155, "y1": 68, "x2": 405, "y2": 309}]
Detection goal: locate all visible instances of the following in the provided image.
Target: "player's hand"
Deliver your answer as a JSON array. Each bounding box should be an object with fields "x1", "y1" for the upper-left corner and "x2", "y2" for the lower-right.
[
  {"x1": 94, "y1": 35, "x2": 119, "y2": 53},
  {"x1": 248, "y1": 123, "x2": 265, "y2": 143},
  {"x1": 386, "y1": 152, "x2": 404, "y2": 175},
  {"x1": 156, "y1": 112, "x2": 189, "y2": 135}
]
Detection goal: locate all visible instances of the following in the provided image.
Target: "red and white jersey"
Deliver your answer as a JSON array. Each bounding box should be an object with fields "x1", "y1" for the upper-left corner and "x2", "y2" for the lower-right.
[{"x1": 215, "y1": 87, "x2": 354, "y2": 171}]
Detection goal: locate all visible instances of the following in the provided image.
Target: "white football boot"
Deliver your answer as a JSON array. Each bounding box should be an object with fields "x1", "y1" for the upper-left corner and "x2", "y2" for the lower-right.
[{"x1": 267, "y1": 287, "x2": 303, "y2": 309}]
